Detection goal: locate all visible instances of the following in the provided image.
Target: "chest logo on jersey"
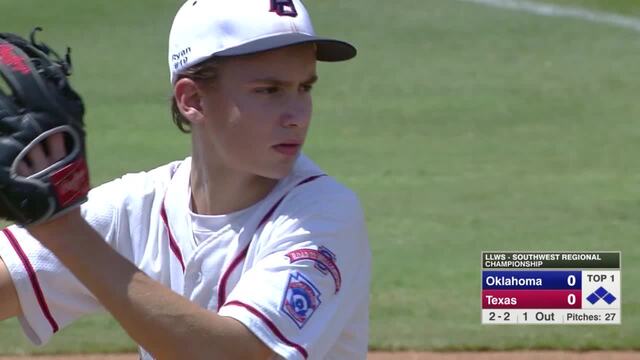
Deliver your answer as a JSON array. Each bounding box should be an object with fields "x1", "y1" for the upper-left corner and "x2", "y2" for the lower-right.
[
  {"x1": 285, "y1": 246, "x2": 342, "y2": 294},
  {"x1": 281, "y1": 272, "x2": 321, "y2": 329}
]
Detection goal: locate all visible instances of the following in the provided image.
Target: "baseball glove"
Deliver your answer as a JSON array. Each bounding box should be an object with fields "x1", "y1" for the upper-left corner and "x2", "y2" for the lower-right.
[{"x1": 0, "y1": 28, "x2": 88, "y2": 226}]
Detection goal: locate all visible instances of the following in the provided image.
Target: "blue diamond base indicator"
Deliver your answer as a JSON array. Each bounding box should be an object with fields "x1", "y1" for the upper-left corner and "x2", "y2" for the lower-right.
[
  {"x1": 586, "y1": 293, "x2": 600, "y2": 304},
  {"x1": 603, "y1": 293, "x2": 617, "y2": 304},
  {"x1": 594, "y1": 287, "x2": 608, "y2": 298}
]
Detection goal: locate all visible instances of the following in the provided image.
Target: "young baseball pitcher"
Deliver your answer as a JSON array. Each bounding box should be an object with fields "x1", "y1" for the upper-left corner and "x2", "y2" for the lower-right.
[{"x1": 0, "y1": 0, "x2": 371, "y2": 359}]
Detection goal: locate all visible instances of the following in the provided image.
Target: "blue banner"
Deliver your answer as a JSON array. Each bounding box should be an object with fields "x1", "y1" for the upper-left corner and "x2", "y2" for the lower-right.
[{"x1": 482, "y1": 270, "x2": 581, "y2": 289}]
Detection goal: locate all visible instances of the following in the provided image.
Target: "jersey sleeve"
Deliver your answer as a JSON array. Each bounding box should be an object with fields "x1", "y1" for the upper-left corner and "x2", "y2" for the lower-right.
[
  {"x1": 218, "y1": 182, "x2": 371, "y2": 360},
  {"x1": 0, "y1": 178, "x2": 125, "y2": 345}
]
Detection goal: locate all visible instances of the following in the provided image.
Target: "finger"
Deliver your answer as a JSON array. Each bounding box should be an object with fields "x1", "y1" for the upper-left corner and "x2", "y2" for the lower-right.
[
  {"x1": 16, "y1": 161, "x2": 32, "y2": 177},
  {"x1": 26, "y1": 144, "x2": 49, "y2": 173},
  {"x1": 47, "y1": 132, "x2": 66, "y2": 162}
]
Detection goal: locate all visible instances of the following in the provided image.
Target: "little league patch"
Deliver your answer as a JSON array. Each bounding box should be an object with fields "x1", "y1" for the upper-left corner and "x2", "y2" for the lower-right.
[{"x1": 281, "y1": 271, "x2": 322, "y2": 329}]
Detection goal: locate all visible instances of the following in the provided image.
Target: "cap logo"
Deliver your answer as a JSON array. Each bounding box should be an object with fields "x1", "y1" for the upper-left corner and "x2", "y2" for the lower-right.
[{"x1": 270, "y1": 0, "x2": 297, "y2": 17}]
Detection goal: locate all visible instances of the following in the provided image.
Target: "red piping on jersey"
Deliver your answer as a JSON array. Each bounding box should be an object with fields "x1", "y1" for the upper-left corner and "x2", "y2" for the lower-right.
[
  {"x1": 160, "y1": 204, "x2": 185, "y2": 272},
  {"x1": 216, "y1": 174, "x2": 326, "y2": 311},
  {"x1": 2, "y1": 228, "x2": 59, "y2": 333},
  {"x1": 224, "y1": 300, "x2": 309, "y2": 359}
]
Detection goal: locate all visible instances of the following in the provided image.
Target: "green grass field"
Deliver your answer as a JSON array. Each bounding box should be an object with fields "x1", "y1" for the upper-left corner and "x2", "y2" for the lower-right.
[{"x1": 1, "y1": 0, "x2": 640, "y2": 354}]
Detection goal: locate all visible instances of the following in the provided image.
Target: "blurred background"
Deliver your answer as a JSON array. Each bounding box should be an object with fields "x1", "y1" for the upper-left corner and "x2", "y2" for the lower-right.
[{"x1": 1, "y1": 0, "x2": 639, "y2": 355}]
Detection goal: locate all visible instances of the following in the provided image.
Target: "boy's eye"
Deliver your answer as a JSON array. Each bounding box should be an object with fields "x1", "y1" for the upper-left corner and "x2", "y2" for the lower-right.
[
  {"x1": 301, "y1": 84, "x2": 313, "y2": 92},
  {"x1": 255, "y1": 87, "x2": 279, "y2": 94}
]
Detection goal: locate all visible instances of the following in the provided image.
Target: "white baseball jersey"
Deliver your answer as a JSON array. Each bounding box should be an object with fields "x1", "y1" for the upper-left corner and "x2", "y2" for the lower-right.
[{"x1": 0, "y1": 154, "x2": 371, "y2": 360}]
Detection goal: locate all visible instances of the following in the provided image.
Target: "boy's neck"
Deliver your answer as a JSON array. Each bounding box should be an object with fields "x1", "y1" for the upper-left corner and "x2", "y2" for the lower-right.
[{"x1": 189, "y1": 142, "x2": 278, "y2": 216}]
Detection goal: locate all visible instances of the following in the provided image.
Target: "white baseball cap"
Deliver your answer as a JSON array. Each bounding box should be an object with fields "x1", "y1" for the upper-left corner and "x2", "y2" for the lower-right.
[{"x1": 168, "y1": 0, "x2": 357, "y2": 83}]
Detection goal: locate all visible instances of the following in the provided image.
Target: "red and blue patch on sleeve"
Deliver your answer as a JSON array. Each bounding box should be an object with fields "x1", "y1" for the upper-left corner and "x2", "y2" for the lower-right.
[{"x1": 280, "y1": 271, "x2": 322, "y2": 329}]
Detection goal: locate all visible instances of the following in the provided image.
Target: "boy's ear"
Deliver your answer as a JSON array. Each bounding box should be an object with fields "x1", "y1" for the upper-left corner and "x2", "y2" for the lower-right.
[{"x1": 174, "y1": 78, "x2": 205, "y2": 125}]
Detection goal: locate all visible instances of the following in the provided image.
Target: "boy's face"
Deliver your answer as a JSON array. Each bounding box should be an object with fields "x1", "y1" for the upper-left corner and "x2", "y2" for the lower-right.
[{"x1": 199, "y1": 43, "x2": 317, "y2": 179}]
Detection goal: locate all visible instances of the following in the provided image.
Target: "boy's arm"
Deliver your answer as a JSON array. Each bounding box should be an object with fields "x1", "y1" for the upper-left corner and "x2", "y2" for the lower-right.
[
  {"x1": 0, "y1": 255, "x2": 20, "y2": 320},
  {"x1": 27, "y1": 212, "x2": 273, "y2": 360}
]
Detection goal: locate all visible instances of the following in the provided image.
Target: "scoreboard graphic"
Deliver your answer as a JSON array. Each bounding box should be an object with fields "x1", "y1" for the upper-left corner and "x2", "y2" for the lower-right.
[{"x1": 481, "y1": 251, "x2": 621, "y2": 324}]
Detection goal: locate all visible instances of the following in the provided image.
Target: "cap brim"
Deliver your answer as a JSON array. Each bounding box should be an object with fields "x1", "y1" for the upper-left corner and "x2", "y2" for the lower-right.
[{"x1": 214, "y1": 33, "x2": 356, "y2": 61}]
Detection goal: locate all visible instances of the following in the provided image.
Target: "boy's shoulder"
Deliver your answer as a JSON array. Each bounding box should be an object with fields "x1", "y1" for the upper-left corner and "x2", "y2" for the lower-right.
[
  {"x1": 289, "y1": 154, "x2": 361, "y2": 206},
  {"x1": 273, "y1": 154, "x2": 364, "y2": 226}
]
